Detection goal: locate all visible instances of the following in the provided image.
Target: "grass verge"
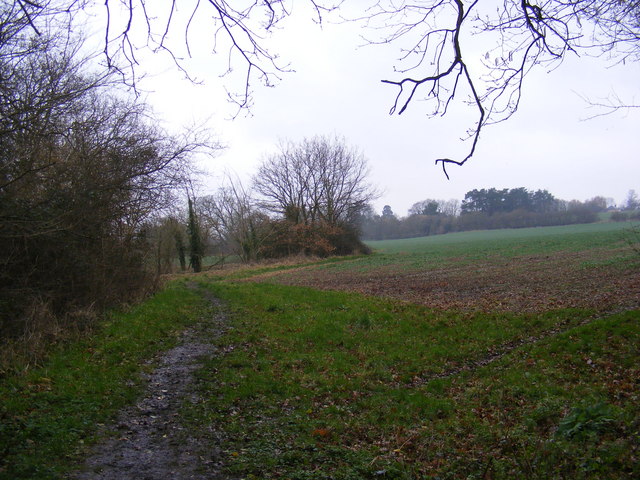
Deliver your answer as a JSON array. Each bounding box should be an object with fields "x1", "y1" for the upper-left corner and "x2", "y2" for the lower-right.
[
  {"x1": 187, "y1": 280, "x2": 639, "y2": 479},
  {"x1": 0, "y1": 281, "x2": 208, "y2": 480}
]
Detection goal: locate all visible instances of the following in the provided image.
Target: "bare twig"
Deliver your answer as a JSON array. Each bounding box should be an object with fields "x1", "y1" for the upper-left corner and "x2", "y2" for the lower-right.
[{"x1": 363, "y1": 0, "x2": 638, "y2": 176}]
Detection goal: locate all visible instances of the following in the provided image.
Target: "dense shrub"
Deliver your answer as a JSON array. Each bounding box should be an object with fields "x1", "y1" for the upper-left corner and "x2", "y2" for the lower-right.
[
  {"x1": 0, "y1": 25, "x2": 200, "y2": 350},
  {"x1": 259, "y1": 221, "x2": 369, "y2": 259}
]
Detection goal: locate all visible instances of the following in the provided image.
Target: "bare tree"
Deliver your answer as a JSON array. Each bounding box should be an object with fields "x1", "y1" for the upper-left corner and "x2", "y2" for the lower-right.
[
  {"x1": 18, "y1": 0, "x2": 340, "y2": 110},
  {"x1": 253, "y1": 136, "x2": 379, "y2": 229},
  {"x1": 0, "y1": 20, "x2": 214, "y2": 340},
  {"x1": 624, "y1": 189, "x2": 639, "y2": 211},
  {"x1": 441, "y1": 199, "x2": 461, "y2": 217},
  {"x1": 252, "y1": 136, "x2": 378, "y2": 256},
  {"x1": 408, "y1": 198, "x2": 459, "y2": 217},
  {"x1": 199, "y1": 175, "x2": 269, "y2": 262},
  {"x1": 16, "y1": 1, "x2": 640, "y2": 172}
]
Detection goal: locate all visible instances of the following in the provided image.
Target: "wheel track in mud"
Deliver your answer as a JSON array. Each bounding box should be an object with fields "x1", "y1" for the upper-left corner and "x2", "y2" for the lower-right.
[{"x1": 409, "y1": 305, "x2": 637, "y2": 387}]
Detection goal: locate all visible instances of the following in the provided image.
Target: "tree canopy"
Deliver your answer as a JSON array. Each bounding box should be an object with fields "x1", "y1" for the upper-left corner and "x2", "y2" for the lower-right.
[
  {"x1": 253, "y1": 136, "x2": 377, "y2": 227},
  {"x1": 461, "y1": 188, "x2": 559, "y2": 215},
  {"x1": 362, "y1": 187, "x2": 618, "y2": 240},
  {"x1": 252, "y1": 136, "x2": 378, "y2": 256}
]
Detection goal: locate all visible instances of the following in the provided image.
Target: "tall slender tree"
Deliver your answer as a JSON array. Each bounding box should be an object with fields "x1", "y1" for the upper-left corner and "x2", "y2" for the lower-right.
[{"x1": 187, "y1": 197, "x2": 204, "y2": 273}]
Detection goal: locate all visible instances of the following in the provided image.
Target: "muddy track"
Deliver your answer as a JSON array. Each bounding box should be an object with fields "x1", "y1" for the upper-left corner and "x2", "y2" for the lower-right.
[{"x1": 73, "y1": 286, "x2": 233, "y2": 480}]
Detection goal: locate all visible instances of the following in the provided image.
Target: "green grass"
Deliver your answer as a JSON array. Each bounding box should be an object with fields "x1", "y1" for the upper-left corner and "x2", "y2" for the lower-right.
[
  {"x1": 367, "y1": 222, "x2": 635, "y2": 254},
  {"x1": 184, "y1": 281, "x2": 639, "y2": 479},
  {"x1": 2, "y1": 222, "x2": 638, "y2": 479},
  {"x1": 0, "y1": 281, "x2": 209, "y2": 480},
  {"x1": 310, "y1": 222, "x2": 638, "y2": 274}
]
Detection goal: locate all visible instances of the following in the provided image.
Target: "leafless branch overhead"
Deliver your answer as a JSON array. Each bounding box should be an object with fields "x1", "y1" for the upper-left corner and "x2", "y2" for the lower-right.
[{"x1": 363, "y1": 0, "x2": 640, "y2": 177}]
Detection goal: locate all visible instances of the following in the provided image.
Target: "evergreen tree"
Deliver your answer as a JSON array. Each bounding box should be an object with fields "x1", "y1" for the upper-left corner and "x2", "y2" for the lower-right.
[{"x1": 188, "y1": 198, "x2": 204, "y2": 272}]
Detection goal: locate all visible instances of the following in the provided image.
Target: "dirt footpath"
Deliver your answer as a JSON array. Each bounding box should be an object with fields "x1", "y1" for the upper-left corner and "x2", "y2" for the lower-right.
[{"x1": 73, "y1": 289, "x2": 233, "y2": 480}]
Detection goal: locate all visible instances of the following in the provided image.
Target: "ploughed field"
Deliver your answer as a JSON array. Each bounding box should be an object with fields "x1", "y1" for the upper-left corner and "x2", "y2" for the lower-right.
[{"x1": 242, "y1": 222, "x2": 640, "y2": 313}]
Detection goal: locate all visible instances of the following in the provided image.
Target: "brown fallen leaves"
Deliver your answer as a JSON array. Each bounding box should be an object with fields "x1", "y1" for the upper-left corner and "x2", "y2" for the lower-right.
[{"x1": 246, "y1": 250, "x2": 639, "y2": 313}]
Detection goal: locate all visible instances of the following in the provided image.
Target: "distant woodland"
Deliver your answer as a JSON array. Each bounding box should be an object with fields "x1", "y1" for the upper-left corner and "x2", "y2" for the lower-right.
[{"x1": 361, "y1": 188, "x2": 640, "y2": 241}]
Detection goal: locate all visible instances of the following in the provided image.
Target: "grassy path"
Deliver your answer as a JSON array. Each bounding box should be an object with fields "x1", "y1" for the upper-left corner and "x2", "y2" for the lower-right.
[
  {"x1": 0, "y1": 283, "x2": 219, "y2": 480},
  {"x1": 72, "y1": 285, "x2": 229, "y2": 480}
]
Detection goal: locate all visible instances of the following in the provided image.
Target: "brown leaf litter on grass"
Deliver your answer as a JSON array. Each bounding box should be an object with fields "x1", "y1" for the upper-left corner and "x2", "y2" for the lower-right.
[{"x1": 244, "y1": 249, "x2": 640, "y2": 313}]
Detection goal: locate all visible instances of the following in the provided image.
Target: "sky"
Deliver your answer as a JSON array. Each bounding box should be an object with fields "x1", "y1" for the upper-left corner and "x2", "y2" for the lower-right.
[{"x1": 100, "y1": 2, "x2": 640, "y2": 217}]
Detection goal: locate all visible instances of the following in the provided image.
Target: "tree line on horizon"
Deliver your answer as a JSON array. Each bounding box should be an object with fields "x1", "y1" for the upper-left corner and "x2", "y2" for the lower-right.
[{"x1": 362, "y1": 188, "x2": 640, "y2": 241}]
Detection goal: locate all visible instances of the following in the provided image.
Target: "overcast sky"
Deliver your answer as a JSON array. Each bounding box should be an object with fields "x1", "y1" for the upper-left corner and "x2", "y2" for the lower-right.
[{"x1": 121, "y1": 3, "x2": 640, "y2": 216}]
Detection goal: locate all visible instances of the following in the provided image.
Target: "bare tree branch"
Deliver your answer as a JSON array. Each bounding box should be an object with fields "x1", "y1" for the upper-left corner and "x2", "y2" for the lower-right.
[
  {"x1": 13, "y1": 0, "x2": 640, "y2": 172},
  {"x1": 578, "y1": 90, "x2": 640, "y2": 119},
  {"x1": 361, "y1": 0, "x2": 640, "y2": 177},
  {"x1": 16, "y1": 1, "x2": 340, "y2": 112}
]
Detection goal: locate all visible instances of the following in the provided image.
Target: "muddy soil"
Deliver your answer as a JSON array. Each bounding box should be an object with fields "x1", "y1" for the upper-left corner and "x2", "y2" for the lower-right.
[
  {"x1": 73, "y1": 289, "x2": 233, "y2": 480},
  {"x1": 250, "y1": 250, "x2": 640, "y2": 313}
]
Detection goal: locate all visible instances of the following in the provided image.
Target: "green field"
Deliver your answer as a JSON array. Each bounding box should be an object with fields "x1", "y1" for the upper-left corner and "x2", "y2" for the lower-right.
[
  {"x1": 1, "y1": 222, "x2": 638, "y2": 479},
  {"x1": 361, "y1": 222, "x2": 635, "y2": 269},
  {"x1": 367, "y1": 222, "x2": 633, "y2": 253}
]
